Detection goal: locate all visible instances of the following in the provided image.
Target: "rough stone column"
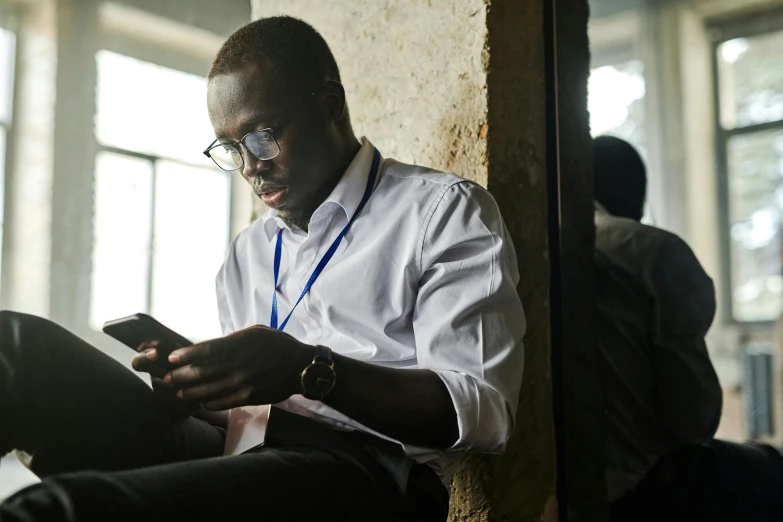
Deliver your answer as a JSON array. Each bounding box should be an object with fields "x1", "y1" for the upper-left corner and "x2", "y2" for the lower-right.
[
  {"x1": 248, "y1": 2, "x2": 574, "y2": 520},
  {"x1": 1, "y1": 0, "x2": 58, "y2": 314}
]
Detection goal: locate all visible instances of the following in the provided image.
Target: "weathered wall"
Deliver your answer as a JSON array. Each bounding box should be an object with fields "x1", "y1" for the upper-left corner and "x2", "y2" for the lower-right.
[
  {"x1": 250, "y1": 2, "x2": 556, "y2": 521},
  {"x1": 251, "y1": 0, "x2": 489, "y2": 184},
  {"x1": 1, "y1": 0, "x2": 57, "y2": 314}
]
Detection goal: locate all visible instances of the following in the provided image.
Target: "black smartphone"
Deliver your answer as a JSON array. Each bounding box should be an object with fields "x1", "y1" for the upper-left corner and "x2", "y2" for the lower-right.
[{"x1": 102, "y1": 313, "x2": 193, "y2": 360}]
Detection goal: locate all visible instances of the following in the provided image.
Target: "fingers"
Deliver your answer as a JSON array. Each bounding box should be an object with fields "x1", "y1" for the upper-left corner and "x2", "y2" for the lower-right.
[
  {"x1": 131, "y1": 347, "x2": 159, "y2": 372},
  {"x1": 175, "y1": 372, "x2": 248, "y2": 402},
  {"x1": 168, "y1": 340, "x2": 218, "y2": 365},
  {"x1": 201, "y1": 388, "x2": 254, "y2": 411},
  {"x1": 136, "y1": 339, "x2": 160, "y2": 352},
  {"x1": 163, "y1": 362, "x2": 233, "y2": 387}
]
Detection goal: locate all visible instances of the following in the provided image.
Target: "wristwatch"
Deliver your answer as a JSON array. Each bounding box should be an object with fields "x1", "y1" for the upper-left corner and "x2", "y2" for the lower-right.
[{"x1": 300, "y1": 345, "x2": 336, "y2": 401}]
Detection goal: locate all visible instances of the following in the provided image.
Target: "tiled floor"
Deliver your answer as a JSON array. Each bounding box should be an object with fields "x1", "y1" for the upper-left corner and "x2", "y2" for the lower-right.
[{"x1": 0, "y1": 453, "x2": 40, "y2": 501}]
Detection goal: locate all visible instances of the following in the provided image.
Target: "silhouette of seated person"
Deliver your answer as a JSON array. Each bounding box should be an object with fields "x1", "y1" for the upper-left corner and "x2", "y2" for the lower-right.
[{"x1": 593, "y1": 135, "x2": 783, "y2": 522}]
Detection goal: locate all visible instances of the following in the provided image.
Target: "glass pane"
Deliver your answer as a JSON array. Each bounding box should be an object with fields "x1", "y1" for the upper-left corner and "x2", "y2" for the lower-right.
[
  {"x1": 95, "y1": 51, "x2": 214, "y2": 166},
  {"x1": 718, "y1": 32, "x2": 783, "y2": 129},
  {"x1": 0, "y1": 28, "x2": 15, "y2": 125},
  {"x1": 89, "y1": 152, "x2": 153, "y2": 330},
  {"x1": 0, "y1": 126, "x2": 5, "y2": 291},
  {"x1": 588, "y1": 59, "x2": 647, "y2": 158},
  {"x1": 727, "y1": 129, "x2": 783, "y2": 322},
  {"x1": 150, "y1": 161, "x2": 230, "y2": 341}
]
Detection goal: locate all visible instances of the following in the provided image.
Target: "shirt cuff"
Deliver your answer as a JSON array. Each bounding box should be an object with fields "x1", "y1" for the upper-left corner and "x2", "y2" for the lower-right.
[{"x1": 433, "y1": 370, "x2": 514, "y2": 452}]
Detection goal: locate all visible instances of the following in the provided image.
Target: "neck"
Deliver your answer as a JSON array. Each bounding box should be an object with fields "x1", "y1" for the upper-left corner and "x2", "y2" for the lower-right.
[{"x1": 288, "y1": 135, "x2": 362, "y2": 233}]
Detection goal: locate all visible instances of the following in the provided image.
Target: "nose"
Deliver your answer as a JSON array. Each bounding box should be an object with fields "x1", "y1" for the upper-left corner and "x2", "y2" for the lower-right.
[{"x1": 240, "y1": 146, "x2": 273, "y2": 182}]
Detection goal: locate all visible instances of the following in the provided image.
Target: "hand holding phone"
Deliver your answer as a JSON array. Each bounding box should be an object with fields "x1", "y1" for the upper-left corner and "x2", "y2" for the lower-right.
[{"x1": 103, "y1": 313, "x2": 199, "y2": 417}]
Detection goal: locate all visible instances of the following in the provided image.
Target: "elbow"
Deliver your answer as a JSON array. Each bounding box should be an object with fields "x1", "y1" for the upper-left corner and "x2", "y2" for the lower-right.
[{"x1": 433, "y1": 370, "x2": 520, "y2": 453}]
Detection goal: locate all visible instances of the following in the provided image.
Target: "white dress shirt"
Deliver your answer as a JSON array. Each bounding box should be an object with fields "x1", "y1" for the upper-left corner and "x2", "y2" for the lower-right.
[
  {"x1": 216, "y1": 138, "x2": 525, "y2": 483},
  {"x1": 594, "y1": 204, "x2": 721, "y2": 500}
]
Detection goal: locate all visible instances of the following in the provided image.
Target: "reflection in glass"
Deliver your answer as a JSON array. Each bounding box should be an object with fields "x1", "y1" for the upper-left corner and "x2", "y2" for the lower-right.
[
  {"x1": 588, "y1": 59, "x2": 647, "y2": 158},
  {"x1": 150, "y1": 161, "x2": 230, "y2": 341},
  {"x1": 89, "y1": 152, "x2": 153, "y2": 330},
  {"x1": 0, "y1": 28, "x2": 15, "y2": 125},
  {"x1": 718, "y1": 31, "x2": 783, "y2": 129},
  {"x1": 0, "y1": 127, "x2": 5, "y2": 288},
  {"x1": 727, "y1": 130, "x2": 783, "y2": 321}
]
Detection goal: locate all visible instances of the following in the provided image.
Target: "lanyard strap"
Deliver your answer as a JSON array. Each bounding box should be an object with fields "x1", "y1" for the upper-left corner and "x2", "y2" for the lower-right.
[{"x1": 271, "y1": 148, "x2": 381, "y2": 331}]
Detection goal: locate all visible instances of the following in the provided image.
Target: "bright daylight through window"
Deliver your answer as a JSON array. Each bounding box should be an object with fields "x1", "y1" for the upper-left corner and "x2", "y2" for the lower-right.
[
  {"x1": 91, "y1": 51, "x2": 230, "y2": 341},
  {"x1": 588, "y1": 59, "x2": 647, "y2": 158},
  {"x1": 0, "y1": 28, "x2": 15, "y2": 292},
  {"x1": 718, "y1": 29, "x2": 783, "y2": 322}
]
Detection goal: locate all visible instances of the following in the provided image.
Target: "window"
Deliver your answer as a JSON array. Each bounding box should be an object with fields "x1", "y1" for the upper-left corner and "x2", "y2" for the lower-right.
[
  {"x1": 90, "y1": 51, "x2": 230, "y2": 341},
  {"x1": 714, "y1": 21, "x2": 783, "y2": 323},
  {"x1": 588, "y1": 58, "x2": 648, "y2": 158},
  {"x1": 588, "y1": 55, "x2": 656, "y2": 223},
  {"x1": 0, "y1": 28, "x2": 15, "y2": 289}
]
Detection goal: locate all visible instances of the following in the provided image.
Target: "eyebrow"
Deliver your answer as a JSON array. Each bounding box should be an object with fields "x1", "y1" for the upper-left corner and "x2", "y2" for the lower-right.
[{"x1": 215, "y1": 112, "x2": 280, "y2": 140}]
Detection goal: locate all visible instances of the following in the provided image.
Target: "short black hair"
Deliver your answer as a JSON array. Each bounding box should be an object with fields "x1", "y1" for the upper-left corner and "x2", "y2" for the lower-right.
[
  {"x1": 593, "y1": 135, "x2": 647, "y2": 221},
  {"x1": 209, "y1": 16, "x2": 341, "y2": 92}
]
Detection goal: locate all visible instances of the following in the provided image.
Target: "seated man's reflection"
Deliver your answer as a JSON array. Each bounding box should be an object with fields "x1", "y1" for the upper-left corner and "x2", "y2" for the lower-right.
[{"x1": 594, "y1": 136, "x2": 783, "y2": 522}]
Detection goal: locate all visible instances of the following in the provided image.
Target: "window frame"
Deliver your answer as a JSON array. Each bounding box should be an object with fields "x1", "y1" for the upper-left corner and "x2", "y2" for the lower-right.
[
  {"x1": 94, "y1": 142, "x2": 233, "y2": 321},
  {"x1": 710, "y1": 8, "x2": 783, "y2": 326},
  {"x1": 0, "y1": 24, "x2": 17, "y2": 298},
  {"x1": 89, "y1": 45, "x2": 237, "y2": 342}
]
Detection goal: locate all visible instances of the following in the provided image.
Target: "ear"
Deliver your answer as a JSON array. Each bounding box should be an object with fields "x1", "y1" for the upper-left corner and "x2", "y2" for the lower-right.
[{"x1": 319, "y1": 80, "x2": 348, "y2": 122}]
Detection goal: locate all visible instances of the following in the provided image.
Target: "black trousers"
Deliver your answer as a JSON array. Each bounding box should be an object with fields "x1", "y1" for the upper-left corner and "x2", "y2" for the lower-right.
[
  {"x1": 0, "y1": 311, "x2": 448, "y2": 522},
  {"x1": 610, "y1": 440, "x2": 783, "y2": 522}
]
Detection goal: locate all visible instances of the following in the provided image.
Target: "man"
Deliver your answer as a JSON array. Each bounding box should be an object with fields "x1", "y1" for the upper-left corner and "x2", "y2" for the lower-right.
[
  {"x1": 0, "y1": 16, "x2": 524, "y2": 522},
  {"x1": 594, "y1": 136, "x2": 783, "y2": 521}
]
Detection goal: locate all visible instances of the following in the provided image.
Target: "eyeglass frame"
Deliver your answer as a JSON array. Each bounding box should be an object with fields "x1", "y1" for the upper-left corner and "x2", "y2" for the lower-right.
[
  {"x1": 202, "y1": 85, "x2": 329, "y2": 172},
  {"x1": 202, "y1": 118, "x2": 287, "y2": 172}
]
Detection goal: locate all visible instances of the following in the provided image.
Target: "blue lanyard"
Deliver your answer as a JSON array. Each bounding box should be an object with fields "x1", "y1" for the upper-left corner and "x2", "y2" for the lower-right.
[{"x1": 270, "y1": 148, "x2": 381, "y2": 331}]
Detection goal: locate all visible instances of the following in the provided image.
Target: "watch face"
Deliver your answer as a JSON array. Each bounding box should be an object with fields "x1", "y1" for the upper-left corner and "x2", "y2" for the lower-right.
[{"x1": 302, "y1": 361, "x2": 336, "y2": 399}]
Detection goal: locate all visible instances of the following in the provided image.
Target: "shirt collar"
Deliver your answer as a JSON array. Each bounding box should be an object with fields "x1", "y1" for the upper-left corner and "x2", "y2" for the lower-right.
[{"x1": 262, "y1": 137, "x2": 377, "y2": 242}]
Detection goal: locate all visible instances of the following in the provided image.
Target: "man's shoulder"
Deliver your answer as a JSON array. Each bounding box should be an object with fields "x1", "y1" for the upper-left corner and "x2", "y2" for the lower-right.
[
  {"x1": 223, "y1": 217, "x2": 268, "y2": 265},
  {"x1": 595, "y1": 211, "x2": 680, "y2": 251},
  {"x1": 380, "y1": 159, "x2": 495, "y2": 214},
  {"x1": 595, "y1": 211, "x2": 708, "y2": 285},
  {"x1": 382, "y1": 158, "x2": 468, "y2": 190}
]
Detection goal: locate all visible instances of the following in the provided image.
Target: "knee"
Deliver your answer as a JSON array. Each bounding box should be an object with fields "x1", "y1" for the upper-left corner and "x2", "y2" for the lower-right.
[
  {"x1": 0, "y1": 310, "x2": 46, "y2": 329},
  {"x1": 0, "y1": 310, "x2": 51, "y2": 346}
]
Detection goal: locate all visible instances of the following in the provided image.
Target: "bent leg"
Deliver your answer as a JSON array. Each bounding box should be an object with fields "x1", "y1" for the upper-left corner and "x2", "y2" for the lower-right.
[
  {"x1": 0, "y1": 311, "x2": 223, "y2": 477},
  {"x1": 0, "y1": 446, "x2": 435, "y2": 522}
]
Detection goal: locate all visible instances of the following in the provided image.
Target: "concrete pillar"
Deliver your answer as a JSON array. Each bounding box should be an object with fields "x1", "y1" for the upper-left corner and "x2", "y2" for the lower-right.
[
  {"x1": 1, "y1": 0, "x2": 58, "y2": 315},
  {"x1": 247, "y1": 2, "x2": 602, "y2": 520}
]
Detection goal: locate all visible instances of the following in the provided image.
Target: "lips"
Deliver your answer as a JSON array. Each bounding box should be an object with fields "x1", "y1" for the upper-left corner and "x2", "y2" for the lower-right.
[{"x1": 258, "y1": 185, "x2": 288, "y2": 209}]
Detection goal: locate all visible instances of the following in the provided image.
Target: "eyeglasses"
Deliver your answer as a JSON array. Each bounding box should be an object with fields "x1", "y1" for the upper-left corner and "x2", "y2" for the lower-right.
[
  {"x1": 203, "y1": 126, "x2": 282, "y2": 172},
  {"x1": 203, "y1": 87, "x2": 325, "y2": 172}
]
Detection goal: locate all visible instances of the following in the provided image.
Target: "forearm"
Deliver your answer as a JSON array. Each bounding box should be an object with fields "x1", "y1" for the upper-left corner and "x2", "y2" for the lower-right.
[{"x1": 323, "y1": 351, "x2": 459, "y2": 449}]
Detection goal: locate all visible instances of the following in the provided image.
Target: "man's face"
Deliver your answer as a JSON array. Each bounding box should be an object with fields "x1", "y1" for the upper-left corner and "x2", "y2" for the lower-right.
[{"x1": 207, "y1": 60, "x2": 335, "y2": 222}]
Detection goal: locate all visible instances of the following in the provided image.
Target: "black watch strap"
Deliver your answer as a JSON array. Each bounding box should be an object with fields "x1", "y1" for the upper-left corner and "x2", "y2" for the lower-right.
[
  {"x1": 301, "y1": 345, "x2": 336, "y2": 401},
  {"x1": 314, "y1": 344, "x2": 333, "y2": 365}
]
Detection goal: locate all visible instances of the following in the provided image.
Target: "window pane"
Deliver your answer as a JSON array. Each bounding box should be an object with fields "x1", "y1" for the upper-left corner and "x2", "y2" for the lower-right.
[
  {"x1": 0, "y1": 126, "x2": 5, "y2": 290},
  {"x1": 150, "y1": 161, "x2": 230, "y2": 341},
  {"x1": 95, "y1": 51, "x2": 214, "y2": 166},
  {"x1": 727, "y1": 129, "x2": 783, "y2": 322},
  {"x1": 718, "y1": 32, "x2": 783, "y2": 129},
  {"x1": 588, "y1": 59, "x2": 647, "y2": 157},
  {"x1": 0, "y1": 28, "x2": 15, "y2": 125},
  {"x1": 89, "y1": 152, "x2": 153, "y2": 330}
]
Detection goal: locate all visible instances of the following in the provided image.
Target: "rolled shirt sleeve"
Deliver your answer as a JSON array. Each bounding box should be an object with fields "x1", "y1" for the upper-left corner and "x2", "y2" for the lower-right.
[{"x1": 414, "y1": 181, "x2": 526, "y2": 452}]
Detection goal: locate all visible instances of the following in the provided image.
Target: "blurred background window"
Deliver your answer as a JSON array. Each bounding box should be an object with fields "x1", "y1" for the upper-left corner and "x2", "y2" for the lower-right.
[
  {"x1": 91, "y1": 51, "x2": 230, "y2": 341},
  {"x1": 717, "y1": 27, "x2": 783, "y2": 323},
  {"x1": 588, "y1": 59, "x2": 648, "y2": 160},
  {"x1": 0, "y1": 28, "x2": 15, "y2": 295}
]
